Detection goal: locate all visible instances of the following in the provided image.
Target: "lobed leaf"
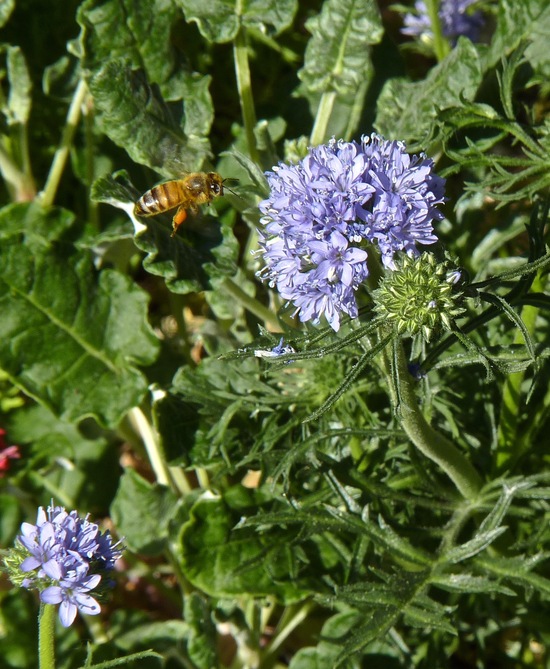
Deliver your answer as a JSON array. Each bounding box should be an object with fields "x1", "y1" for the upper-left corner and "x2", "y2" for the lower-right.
[
  {"x1": 88, "y1": 60, "x2": 210, "y2": 177},
  {"x1": 178, "y1": 490, "x2": 315, "y2": 602},
  {"x1": 375, "y1": 38, "x2": 482, "y2": 146},
  {"x1": 0, "y1": 203, "x2": 159, "y2": 427},
  {"x1": 298, "y1": 0, "x2": 383, "y2": 96},
  {"x1": 77, "y1": 0, "x2": 179, "y2": 89},
  {"x1": 111, "y1": 469, "x2": 179, "y2": 555},
  {"x1": 485, "y1": 0, "x2": 549, "y2": 69},
  {"x1": 177, "y1": 0, "x2": 298, "y2": 43},
  {"x1": 443, "y1": 528, "x2": 508, "y2": 564}
]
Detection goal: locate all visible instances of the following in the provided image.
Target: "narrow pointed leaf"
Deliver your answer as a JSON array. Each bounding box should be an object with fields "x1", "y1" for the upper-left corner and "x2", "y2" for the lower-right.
[
  {"x1": 431, "y1": 573, "x2": 516, "y2": 596},
  {"x1": 443, "y1": 527, "x2": 508, "y2": 564}
]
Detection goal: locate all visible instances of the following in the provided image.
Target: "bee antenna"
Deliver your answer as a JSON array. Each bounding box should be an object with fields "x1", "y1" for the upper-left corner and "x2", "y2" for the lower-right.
[{"x1": 222, "y1": 178, "x2": 241, "y2": 199}]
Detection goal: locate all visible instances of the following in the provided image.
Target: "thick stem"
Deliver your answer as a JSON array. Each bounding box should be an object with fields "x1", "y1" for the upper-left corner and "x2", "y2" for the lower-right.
[
  {"x1": 233, "y1": 25, "x2": 260, "y2": 166},
  {"x1": 38, "y1": 603, "x2": 56, "y2": 669},
  {"x1": 40, "y1": 79, "x2": 88, "y2": 208},
  {"x1": 424, "y1": 0, "x2": 450, "y2": 62},
  {"x1": 392, "y1": 339, "x2": 482, "y2": 500}
]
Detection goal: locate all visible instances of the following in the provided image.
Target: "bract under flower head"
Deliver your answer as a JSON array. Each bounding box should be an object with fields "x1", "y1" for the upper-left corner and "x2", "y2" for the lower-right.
[
  {"x1": 14, "y1": 503, "x2": 123, "y2": 627},
  {"x1": 258, "y1": 134, "x2": 445, "y2": 331},
  {"x1": 402, "y1": 0, "x2": 484, "y2": 45}
]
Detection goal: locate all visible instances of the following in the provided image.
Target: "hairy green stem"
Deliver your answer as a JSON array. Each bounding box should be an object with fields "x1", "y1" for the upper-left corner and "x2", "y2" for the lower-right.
[
  {"x1": 223, "y1": 277, "x2": 281, "y2": 331},
  {"x1": 40, "y1": 79, "x2": 88, "y2": 208},
  {"x1": 424, "y1": 0, "x2": 450, "y2": 62},
  {"x1": 392, "y1": 339, "x2": 482, "y2": 500},
  {"x1": 38, "y1": 603, "x2": 56, "y2": 669},
  {"x1": 233, "y1": 25, "x2": 260, "y2": 166}
]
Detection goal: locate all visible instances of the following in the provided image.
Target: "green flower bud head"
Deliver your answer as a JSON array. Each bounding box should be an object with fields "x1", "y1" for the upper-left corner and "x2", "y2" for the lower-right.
[{"x1": 373, "y1": 253, "x2": 466, "y2": 341}]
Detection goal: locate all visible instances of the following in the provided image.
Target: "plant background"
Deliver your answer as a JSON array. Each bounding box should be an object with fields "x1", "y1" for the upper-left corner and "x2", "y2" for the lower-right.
[{"x1": 1, "y1": 0, "x2": 550, "y2": 667}]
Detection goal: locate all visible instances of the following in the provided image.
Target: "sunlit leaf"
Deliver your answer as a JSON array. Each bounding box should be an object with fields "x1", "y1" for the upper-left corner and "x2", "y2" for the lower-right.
[
  {"x1": 88, "y1": 60, "x2": 210, "y2": 177},
  {"x1": 375, "y1": 38, "x2": 482, "y2": 146},
  {"x1": 77, "y1": 0, "x2": 179, "y2": 88},
  {"x1": 298, "y1": 0, "x2": 382, "y2": 96},
  {"x1": 0, "y1": 203, "x2": 159, "y2": 427},
  {"x1": 177, "y1": 0, "x2": 298, "y2": 43}
]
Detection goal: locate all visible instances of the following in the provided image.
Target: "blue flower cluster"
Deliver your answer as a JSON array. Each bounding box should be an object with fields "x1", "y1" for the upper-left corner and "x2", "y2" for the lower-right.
[
  {"x1": 258, "y1": 134, "x2": 445, "y2": 331},
  {"x1": 18, "y1": 504, "x2": 123, "y2": 627},
  {"x1": 402, "y1": 0, "x2": 484, "y2": 44}
]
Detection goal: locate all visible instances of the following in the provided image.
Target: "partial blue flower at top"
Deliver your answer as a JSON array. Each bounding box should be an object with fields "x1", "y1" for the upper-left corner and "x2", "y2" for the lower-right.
[
  {"x1": 402, "y1": 0, "x2": 484, "y2": 45},
  {"x1": 257, "y1": 134, "x2": 445, "y2": 331}
]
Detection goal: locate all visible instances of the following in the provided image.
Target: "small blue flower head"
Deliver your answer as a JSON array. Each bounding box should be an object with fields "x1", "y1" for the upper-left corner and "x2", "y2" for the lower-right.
[
  {"x1": 258, "y1": 134, "x2": 445, "y2": 331},
  {"x1": 402, "y1": 0, "x2": 484, "y2": 45},
  {"x1": 8, "y1": 503, "x2": 123, "y2": 627},
  {"x1": 254, "y1": 337, "x2": 295, "y2": 359}
]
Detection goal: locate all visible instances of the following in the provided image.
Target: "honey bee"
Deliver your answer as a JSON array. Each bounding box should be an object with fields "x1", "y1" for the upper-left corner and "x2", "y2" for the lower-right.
[{"x1": 134, "y1": 172, "x2": 228, "y2": 237}]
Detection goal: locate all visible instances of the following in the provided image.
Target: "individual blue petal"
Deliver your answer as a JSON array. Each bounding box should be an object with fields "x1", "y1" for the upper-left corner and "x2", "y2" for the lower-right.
[
  {"x1": 40, "y1": 585, "x2": 63, "y2": 605},
  {"x1": 59, "y1": 601, "x2": 78, "y2": 627}
]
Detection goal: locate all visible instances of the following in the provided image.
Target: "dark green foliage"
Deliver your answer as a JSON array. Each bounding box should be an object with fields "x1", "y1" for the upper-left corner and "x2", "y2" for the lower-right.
[{"x1": 1, "y1": 0, "x2": 550, "y2": 667}]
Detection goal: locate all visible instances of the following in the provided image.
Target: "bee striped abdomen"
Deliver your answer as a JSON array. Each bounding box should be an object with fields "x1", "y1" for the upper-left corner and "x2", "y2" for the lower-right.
[{"x1": 134, "y1": 181, "x2": 186, "y2": 216}]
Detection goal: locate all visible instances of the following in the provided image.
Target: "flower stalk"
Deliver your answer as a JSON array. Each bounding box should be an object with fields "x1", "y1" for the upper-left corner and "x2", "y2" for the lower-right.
[
  {"x1": 233, "y1": 22, "x2": 260, "y2": 166},
  {"x1": 391, "y1": 338, "x2": 482, "y2": 500},
  {"x1": 40, "y1": 79, "x2": 88, "y2": 208},
  {"x1": 38, "y1": 603, "x2": 56, "y2": 669}
]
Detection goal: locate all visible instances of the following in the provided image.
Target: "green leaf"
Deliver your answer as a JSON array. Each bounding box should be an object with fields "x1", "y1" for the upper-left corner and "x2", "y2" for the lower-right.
[
  {"x1": 77, "y1": 0, "x2": 179, "y2": 89},
  {"x1": 7, "y1": 404, "x2": 117, "y2": 510},
  {"x1": 298, "y1": 0, "x2": 382, "y2": 96},
  {"x1": 403, "y1": 602, "x2": 456, "y2": 635},
  {"x1": 88, "y1": 60, "x2": 210, "y2": 177},
  {"x1": 0, "y1": 0, "x2": 15, "y2": 28},
  {"x1": 430, "y1": 573, "x2": 516, "y2": 596},
  {"x1": 375, "y1": 38, "x2": 482, "y2": 146},
  {"x1": 288, "y1": 611, "x2": 364, "y2": 669},
  {"x1": 485, "y1": 0, "x2": 549, "y2": 69},
  {"x1": 0, "y1": 494, "x2": 20, "y2": 545},
  {"x1": 443, "y1": 528, "x2": 508, "y2": 564},
  {"x1": 178, "y1": 0, "x2": 298, "y2": 44},
  {"x1": 0, "y1": 203, "x2": 159, "y2": 427},
  {"x1": 90, "y1": 171, "x2": 137, "y2": 212},
  {"x1": 524, "y1": 5, "x2": 550, "y2": 79},
  {"x1": 0, "y1": 45, "x2": 32, "y2": 125},
  {"x1": 178, "y1": 489, "x2": 314, "y2": 601},
  {"x1": 111, "y1": 468, "x2": 179, "y2": 555},
  {"x1": 477, "y1": 555, "x2": 550, "y2": 597},
  {"x1": 175, "y1": 71, "x2": 214, "y2": 137},
  {"x1": 134, "y1": 213, "x2": 238, "y2": 293},
  {"x1": 184, "y1": 593, "x2": 218, "y2": 669}
]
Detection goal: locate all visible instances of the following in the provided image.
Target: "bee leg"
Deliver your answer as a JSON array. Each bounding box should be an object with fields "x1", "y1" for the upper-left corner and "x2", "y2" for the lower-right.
[{"x1": 171, "y1": 206, "x2": 188, "y2": 237}]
